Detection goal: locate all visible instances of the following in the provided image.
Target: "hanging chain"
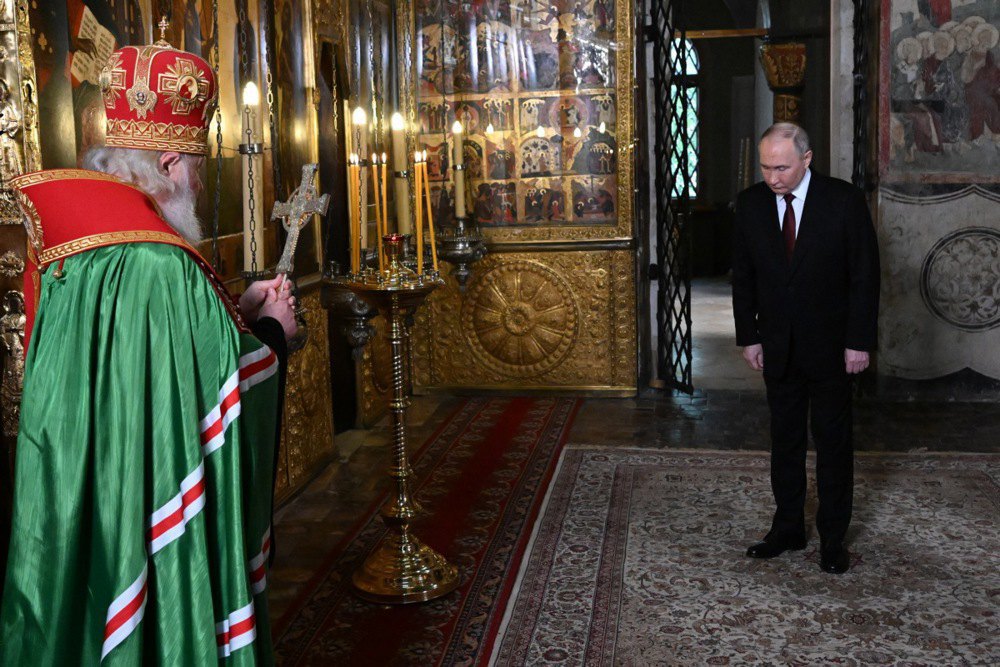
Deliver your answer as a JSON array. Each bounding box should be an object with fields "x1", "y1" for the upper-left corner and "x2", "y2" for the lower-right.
[
  {"x1": 442, "y1": 14, "x2": 450, "y2": 138},
  {"x1": 399, "y1": 0, "x2": 415, "y2": 229},
  {"x1": 237, "y1": 0, "x2": 259, "y2": 274},
  {"x1": 330, "y1": 46, "x2": 340, "y2": 133},
  {"x1": 237, "y1": 1, "x2": 250, "y2": 83},
  {"x1": 368, "y1": 0, "x2": 382, "y2": 154},
  {"x1": 367, "y1": 0, "x2": 376, "y2": 134},
  {"x1": 261, "y1": 0, "x2": 284, "y2": 202},
  {"x1": 245, "y1": 115, "x2": 259, "y2": 268},
  {"x1": 324, "y1": 46, "x2": 340, "y2": 260},
  {"x1": 438, "y1": 14, "x2": 449, "y2": 219},
  {"x1": 210, "y1": 0, "x2": 223, "y2": 270}
]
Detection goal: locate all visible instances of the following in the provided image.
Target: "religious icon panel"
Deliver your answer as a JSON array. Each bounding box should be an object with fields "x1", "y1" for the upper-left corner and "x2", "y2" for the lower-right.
[{"x1": 414, "y1": 0, "x2": 628, "y2": 234}]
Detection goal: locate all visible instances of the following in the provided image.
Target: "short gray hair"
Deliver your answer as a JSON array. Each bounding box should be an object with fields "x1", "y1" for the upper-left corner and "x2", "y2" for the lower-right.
[
  {"x1": 760, "y1": 123, "x2": 811, "y2": 157},
  {"x1": 81, "y1": 145, "x2": 185, "y2": 200}
]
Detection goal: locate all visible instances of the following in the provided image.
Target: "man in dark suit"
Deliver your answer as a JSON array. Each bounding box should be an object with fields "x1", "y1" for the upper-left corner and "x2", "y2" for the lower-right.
[{"x1": 732, "y1": 123, "x2": 880, "y2": 574}]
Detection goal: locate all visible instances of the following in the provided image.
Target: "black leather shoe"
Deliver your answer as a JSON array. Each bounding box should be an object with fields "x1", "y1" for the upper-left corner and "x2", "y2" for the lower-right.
[
  {"x1": 745, "y1": 536, "x2": 808, "y2": 559},
  {"x1": 820, "y1": 546, "x2": 850, "y2": 574}
]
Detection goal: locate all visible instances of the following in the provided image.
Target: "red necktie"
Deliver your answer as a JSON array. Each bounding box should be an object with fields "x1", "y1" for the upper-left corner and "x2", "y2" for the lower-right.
[{"x1": 782, "y1": 193, "x2": 796, "y2": 260}]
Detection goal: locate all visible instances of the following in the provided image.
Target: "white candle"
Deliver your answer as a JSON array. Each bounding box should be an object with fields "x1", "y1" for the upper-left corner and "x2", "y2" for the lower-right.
[
  {"x1": 415, "y1": 150, "x2": 423, "y2": 275},
  {"x1": 353, "y1": 107, "x2": 368, "y2": 253},
  {"x1": 390, "y1": 112, "x2": 412, "y2": 235},
  {"x1": 452, "y1": 120, "x2": 466, "y2": 219}
]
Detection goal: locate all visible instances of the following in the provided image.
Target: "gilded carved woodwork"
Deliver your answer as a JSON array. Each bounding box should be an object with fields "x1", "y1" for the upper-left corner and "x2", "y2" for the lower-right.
[
  {"x1": 359, "y1": 313, "x2": 391, "y2": 427},
  {"x1": 462, "y1": 259, "x2": 580, "y2": 378},
  {"x1": 12, "y1": 0, "x2": 39, "y2": 173},
  {"x1": 0, "y1": 0, "x2": 36, "y2": 446},
  {"x1": 0, "y1": 250, "x2": 22, "y2": 277},
  {"x1": 277, "y1": 289, "x2": 336, "y2": 503},
  {"x1": 0, "y1": 290, "x2": 24, "y2": 437},
  {"x1": 414, "y1": 250, "x2": 636, "y2": 392},
  {"x1": 759, "y1": 42, "x2": 807, "y2": 123}
]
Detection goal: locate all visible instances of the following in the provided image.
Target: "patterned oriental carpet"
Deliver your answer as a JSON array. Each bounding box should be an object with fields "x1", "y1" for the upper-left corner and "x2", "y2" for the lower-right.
[
  {"x1": 492, "y1": 448, "x2": 1000, "y2": 666},
  {"x1": 272, "y1": 397, "x2": 581, "y2": 665}
]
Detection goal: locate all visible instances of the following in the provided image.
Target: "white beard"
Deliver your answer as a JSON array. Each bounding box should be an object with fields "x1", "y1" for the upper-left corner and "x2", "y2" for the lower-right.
[{"x1": 157, "y1": 188, "x2": 203, "y2": 245}]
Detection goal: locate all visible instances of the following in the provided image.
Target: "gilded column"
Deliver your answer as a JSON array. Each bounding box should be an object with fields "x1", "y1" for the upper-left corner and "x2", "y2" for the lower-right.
[{"x1": 759, "y1": 42, "x2": 807, "y2": 123}]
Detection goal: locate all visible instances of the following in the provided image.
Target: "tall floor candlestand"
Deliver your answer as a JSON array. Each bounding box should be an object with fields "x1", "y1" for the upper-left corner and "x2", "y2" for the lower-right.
[{"x1": 337, "y1": 235, "x2": 458, "y2": 603}]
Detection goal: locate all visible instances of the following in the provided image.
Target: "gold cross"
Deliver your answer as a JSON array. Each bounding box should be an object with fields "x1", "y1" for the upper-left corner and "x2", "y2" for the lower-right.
[{"x1": 158, "y1": 16, "x2": 169, "y2": 42}]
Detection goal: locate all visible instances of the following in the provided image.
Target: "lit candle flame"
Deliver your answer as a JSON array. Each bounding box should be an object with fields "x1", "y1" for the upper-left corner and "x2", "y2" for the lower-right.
[{"x1": 242, "y1": 81, "x2": 259, "y2": 106}]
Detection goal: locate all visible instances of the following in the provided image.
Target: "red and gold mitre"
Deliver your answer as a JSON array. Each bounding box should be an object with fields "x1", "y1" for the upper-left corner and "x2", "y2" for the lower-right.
[{"x1": 99, "y1": 33, "x2": 217, "y2": 155}]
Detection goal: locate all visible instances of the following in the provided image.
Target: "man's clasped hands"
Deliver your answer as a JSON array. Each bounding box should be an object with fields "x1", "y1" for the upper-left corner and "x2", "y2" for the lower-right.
[{"x1": 238, "y1": 274, "x2": 298, "y2": 340}]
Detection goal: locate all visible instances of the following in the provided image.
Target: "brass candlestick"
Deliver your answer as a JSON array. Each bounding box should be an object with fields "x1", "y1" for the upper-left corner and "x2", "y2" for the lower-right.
[{"x1": 338, "y1": 235, "x2": 458, "y2": 603}]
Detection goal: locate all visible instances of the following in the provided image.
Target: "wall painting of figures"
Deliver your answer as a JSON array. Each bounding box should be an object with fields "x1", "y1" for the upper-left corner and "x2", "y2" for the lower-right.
[{"x1": 881, "y1": 0, "x2": 1000, "y2": 182}]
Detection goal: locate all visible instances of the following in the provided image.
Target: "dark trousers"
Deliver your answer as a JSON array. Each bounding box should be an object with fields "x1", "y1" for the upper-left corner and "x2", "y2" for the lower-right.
[{"x1": 764, "y1": 360, "x2": 854, "y2": 549}]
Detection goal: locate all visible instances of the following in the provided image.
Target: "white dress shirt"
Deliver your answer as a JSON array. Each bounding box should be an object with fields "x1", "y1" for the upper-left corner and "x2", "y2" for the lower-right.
[{"x1": 775, "y1": 168, "x2": 811, "y2": 235}]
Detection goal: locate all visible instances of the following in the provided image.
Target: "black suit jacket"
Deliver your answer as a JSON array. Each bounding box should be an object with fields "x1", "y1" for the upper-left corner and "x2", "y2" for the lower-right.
[{"x1": 732, "y1": 172, "x2": 880, "y2": 380}]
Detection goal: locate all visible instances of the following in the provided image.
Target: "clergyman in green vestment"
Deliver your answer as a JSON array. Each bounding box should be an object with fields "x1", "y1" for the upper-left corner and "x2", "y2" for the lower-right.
[{"x1": 0, "y1": 35, "x2": 298, "y2": 665}]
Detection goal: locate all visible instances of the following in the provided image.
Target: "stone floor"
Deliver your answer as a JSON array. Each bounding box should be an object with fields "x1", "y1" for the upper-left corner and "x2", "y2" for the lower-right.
[
  {"x1": 266, "y1": 276, "x2": 1000, "y2": 634},
  {"x1": 691, "y1": 276, "x2": 764, "y2": 391}
]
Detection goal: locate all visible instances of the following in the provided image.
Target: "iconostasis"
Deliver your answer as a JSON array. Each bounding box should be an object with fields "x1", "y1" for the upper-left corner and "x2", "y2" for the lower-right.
[{"x1": 409, "y1": 0, "x2": 637, "y2": 393}]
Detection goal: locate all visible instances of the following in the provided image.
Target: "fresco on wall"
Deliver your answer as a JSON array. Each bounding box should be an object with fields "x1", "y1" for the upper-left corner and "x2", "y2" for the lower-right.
[
  {"x1": 877, "y1": 1, "x2": 1000, "y2": 383},
  {"x1": 880, "y1": 0, "x2": 1000, "y2": 182}
]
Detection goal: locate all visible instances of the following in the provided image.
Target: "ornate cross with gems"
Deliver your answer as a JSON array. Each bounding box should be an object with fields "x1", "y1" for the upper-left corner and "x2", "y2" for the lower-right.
[{"x1": 272, "y1": 164, "x2": 330, "y2": 276}]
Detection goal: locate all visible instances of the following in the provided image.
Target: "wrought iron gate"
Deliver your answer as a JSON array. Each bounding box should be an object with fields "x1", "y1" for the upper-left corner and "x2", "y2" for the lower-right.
[{"x1": 650, "y1": 0, "x2": 694, "y2": 393}]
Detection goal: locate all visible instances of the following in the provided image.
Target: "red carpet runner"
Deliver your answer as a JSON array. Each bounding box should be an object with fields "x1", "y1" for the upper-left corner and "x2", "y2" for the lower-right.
[{"x1": 272, "y1": 397, "x2": 581, "y2": 665}]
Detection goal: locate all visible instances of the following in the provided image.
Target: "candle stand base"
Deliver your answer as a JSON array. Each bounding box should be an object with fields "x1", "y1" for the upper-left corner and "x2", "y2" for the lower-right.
[{"x1": 351, "y1": 532, "x2": 459, "y2": 604}]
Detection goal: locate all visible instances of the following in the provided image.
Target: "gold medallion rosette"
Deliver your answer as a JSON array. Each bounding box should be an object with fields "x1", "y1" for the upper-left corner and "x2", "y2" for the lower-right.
[{"x1": 462, "y1": 260, "x2": 579, "y2": 378}]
